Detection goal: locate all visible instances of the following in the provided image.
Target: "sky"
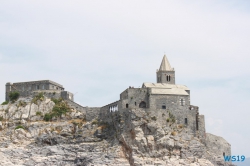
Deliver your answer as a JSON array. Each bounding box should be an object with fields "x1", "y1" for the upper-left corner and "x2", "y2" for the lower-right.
[{"x1": 0, "y1": 0, "x2": 250, "y2": 157}]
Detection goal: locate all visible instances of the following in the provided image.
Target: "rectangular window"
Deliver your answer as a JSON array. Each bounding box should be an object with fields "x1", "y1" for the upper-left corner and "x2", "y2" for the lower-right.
[
  {"x1": 37, "y1": 85, "x2": 39, "y2": 90},
  {"x1": 162, "y1": 105, "x2": 166, "y2": 109},
  {"x1": 185, "y1": 118, "x2": 188, "y2": 124}
]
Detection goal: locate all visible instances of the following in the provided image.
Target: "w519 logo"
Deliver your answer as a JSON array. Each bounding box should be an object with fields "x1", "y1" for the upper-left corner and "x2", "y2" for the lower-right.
[{"x1": 224, "y1": 155, "x2": 245, "y2": 162}]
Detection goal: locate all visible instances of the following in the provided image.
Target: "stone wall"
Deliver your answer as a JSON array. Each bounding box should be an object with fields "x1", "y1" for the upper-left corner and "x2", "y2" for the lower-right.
[
  {"x1": 5, "y1": 80, "x2": 65, "y2": 101},
  {"x1": 120, "y1": 88, "x2": 149, "y2": 109},
  {"x1": 198, "y1": 114, "x2": 206, "y2": 143},
  {"x1": 85, "y1": 107, "x2": 101, "y2": 121}
]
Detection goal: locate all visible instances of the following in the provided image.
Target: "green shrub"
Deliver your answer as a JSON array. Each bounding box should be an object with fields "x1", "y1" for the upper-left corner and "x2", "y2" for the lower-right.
[
  {"x1": 36, "y1": 111, "x2": 42, "y2": 116},
  {"x1": 0, "y1": 116, "x2": 3, "y2": 121},
  {"x1": 8, "y1": 91, "x2": 20, "y2": 102},
  {"x1": 166, "y1": 118, "x2": 170, "y2": 122},
  {"x1": 18, "y1": 101, "x2": 27, "y2": 107},
  {"x1": 43, "y1": 98, "x2": 70, "y2": 121},
  {"x1": 15, "y1": 125, "x2": 25, "y2": 130},
  {"x1": 44, "y1": 113, "x2": 53, "y2": 121},
  {"x1": 1, "y1": 101, "x2": 8, "y2": 105},
  {"x1": 91, "y1": 119, "x2": 98, "y2": 125},
  {"x1": 151, "y1": 116, "x2": 157, "y2": 121},
  {"x1": 32, "y1": 93, "x2": 44, "y2": 104}
]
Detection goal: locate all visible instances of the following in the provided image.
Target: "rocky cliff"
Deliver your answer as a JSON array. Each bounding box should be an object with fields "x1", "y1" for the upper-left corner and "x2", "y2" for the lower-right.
[{"x1": 0, "y1": 95, "x2": 234, "y2": 166}]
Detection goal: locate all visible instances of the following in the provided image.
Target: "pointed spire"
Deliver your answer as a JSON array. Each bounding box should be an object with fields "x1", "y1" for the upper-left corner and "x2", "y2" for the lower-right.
[{"x1": 159, "y1": 54, "x2": 172, "y2": 71}]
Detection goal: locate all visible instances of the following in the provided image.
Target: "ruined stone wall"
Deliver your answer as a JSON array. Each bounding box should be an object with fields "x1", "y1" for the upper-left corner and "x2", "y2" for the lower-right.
[
  {"x1": 198, "y1": 115, "x2": 206, "y2": 143},
  {"x1": 5, "y1": 80, "x2": 65, "y2": 101},
  {"x1": 85, "y1": 107, "x2": 101, "y2": 121}
]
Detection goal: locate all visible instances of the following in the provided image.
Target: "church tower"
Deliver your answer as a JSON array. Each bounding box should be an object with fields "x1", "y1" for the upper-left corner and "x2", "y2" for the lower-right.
[{"x1": 156, "y1": 55, "x2": 175, "y2": 84}]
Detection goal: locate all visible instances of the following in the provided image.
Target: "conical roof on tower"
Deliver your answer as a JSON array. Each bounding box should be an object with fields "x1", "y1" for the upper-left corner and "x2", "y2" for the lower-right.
[{"x1": 159, "y1": 54, "x2": 173, "y2": 71}]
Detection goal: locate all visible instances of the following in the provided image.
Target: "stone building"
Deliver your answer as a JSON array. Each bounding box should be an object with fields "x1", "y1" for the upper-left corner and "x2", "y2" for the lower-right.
[
  {"x1": 5, "y1": 80, "x2": 74, "y2": 101},
  {"x1": 100, "y1": 55, "x2": 230, "y2": 157}
]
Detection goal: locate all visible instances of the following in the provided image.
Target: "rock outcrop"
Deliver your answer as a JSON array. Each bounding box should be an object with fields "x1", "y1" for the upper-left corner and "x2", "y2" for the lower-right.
[{"x1": 0, "y1": 96, "x2": 234, "y2": 166}]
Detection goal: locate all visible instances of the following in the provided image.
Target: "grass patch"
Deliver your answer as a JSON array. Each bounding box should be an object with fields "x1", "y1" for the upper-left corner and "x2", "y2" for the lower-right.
[
  {"x1": 36, "y1": 111, "x2": 42, "y2": 116},
  {"x1": 15, "y1": 125, "x2": 25, "y2": 130},
  {"x1": 151, "y1": 116, "x2": 157, "y2": 121},
  {"x1": 1, "y1": 101, "x2": 8, "y2": 105},
  {"x1": 18, "y1": 100, "x2": 27, "y2": 107},
  {"x1": 91, "y1": 119, "x2": 98, "y2": 125}
]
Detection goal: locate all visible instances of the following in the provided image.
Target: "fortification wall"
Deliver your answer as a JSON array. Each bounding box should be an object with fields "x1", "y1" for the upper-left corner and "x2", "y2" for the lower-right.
[{"x1": 198, "y1": 115, "x2": 206, "y2": 143}]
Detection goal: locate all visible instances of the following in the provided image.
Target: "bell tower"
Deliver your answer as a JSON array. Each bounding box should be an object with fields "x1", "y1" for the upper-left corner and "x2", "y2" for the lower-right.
[{"x1": 156, "y1": 55, "x2": 175, "y2": 84}]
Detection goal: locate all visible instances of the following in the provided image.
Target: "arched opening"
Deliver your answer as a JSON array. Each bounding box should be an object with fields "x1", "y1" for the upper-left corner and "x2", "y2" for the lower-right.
[
  {"x1": 135, "y1": 102, "x2": 137, "y2": 106},
  {"x1": 185, "y1": 118, "x2": 188, "y2": 125},
  {"x1": 166, "y1": 75, "x2": 171, "y2": 82},
  {"x1": 139, "y1": 101, "x2": 146, "y2": 108},
  {"x1": 126, "y1": 104, "x2": 128, "y2": 108},
  {"x1": 223, "y1": 152, "x2": 225, "y2": 156}
]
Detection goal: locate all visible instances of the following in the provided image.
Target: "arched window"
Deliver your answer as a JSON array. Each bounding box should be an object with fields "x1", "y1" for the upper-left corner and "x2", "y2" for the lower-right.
[
  {"x1": 126, "y1": 104, "x2": 128, "y2": 108},
  {"x1": 185, "y1": 118, "x2": 188, "y2": 124},
  {"x1": 139, "y1": 101, "x2": 146, "y2": 108},
  {"x1": 166, "y1": 75, "x2": 171, "y2": 82}
]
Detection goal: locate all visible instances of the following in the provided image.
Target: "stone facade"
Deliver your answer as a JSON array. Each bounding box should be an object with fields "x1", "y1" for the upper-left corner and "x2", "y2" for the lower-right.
[{"x1": 5, "y1": 80, "x2": 74, "y2": 101}]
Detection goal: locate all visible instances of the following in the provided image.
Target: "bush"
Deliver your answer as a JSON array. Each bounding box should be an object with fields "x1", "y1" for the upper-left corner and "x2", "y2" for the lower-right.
[
  {"x1": 18, "y1": 101, "x2": 27, "y2": 107},
  {"x1": 32, "y1": 93, "x2": 44, "y2": 104},
  {"x1": 9, "y1": 91, "x2": 20, "y2": 102},
  {"x1": 166, "y1": 118, "x2": 170, "y2": 122},
  {"x1": 44, "y1": 113, "x2": 53, "y2": 121},
  {"x1": 43, "y1": 98, "x2": 70, "y2": 121},
  {"x1": 0, "y1": 116, "x2": 3, "y2": 121},
  {"x1": 91, "y1": 119, "x2": 98, "y2": 125},
  {"x1": 15, "y1": 125, "x2": 25, "y2": 130},
  {"x1": 36, "y1": 111, "x2": 42, "y2": 116},
  {"x1": 151, "y1": 116, "x2": 157, "y2": 121},
  {"x1": 1, "y1": 101, "x2": 8, "y2": 105}
]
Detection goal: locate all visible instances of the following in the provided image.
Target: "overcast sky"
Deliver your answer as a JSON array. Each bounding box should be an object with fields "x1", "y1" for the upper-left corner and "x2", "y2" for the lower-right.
[{"x1": 1, "y1": 0, "x2": 250, "y2": 157}]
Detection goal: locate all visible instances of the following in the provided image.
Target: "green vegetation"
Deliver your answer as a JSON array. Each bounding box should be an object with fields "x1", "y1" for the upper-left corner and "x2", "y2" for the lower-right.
[
  {"x1": 1, "y1": 101, "x2": 8, "y2": 105},
  {"x1": 15, "y1": 125, "x2": 25, "y2": 130},
  {"x1": 168, "y1": 112, "x2": 176, "y2": 123},
  {"x1": 91, "y1": 119, "x2": 98, "y2": 125},
  {"x1": 151, "y1": 116, "x2": 157, "y2": 121},
  {"x1": 32, "y1": 93, "x2": 44, "y2": 104},
  {"x1": 8, "y1": 91, "x2": 20, "y2": 102},
  {"x1": 0, "y1": 116, "x2": 3, "y2": 121},
  {"x1": 166, "y1": 118, "x2": 170, "y2": 122},
  {"x1": 43, "y1": 98, "x2": 70, "y2": 121},
  {"x1": 18, "y1": 100, "x2": 27, "y2": 107},
  {"x1": 36, "y1": 111, "x2": 42, "y2": 116}
]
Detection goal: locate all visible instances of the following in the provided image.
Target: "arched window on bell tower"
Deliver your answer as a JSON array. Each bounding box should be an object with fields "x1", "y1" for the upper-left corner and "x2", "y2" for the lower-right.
[{"x1": 166, "y1": 75, "x2": 171, "y2": 82}]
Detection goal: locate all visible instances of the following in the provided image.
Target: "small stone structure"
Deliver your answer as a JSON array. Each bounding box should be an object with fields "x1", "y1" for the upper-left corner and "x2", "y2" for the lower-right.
[{"x1": 5, "y1": 80, "x2": 74, "y2": 101}]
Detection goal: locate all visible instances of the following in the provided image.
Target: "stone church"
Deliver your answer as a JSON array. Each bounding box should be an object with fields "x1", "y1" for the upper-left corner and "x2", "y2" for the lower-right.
[{"x1": 101, "y1": 55, "x2": 206, "y2": 142}]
